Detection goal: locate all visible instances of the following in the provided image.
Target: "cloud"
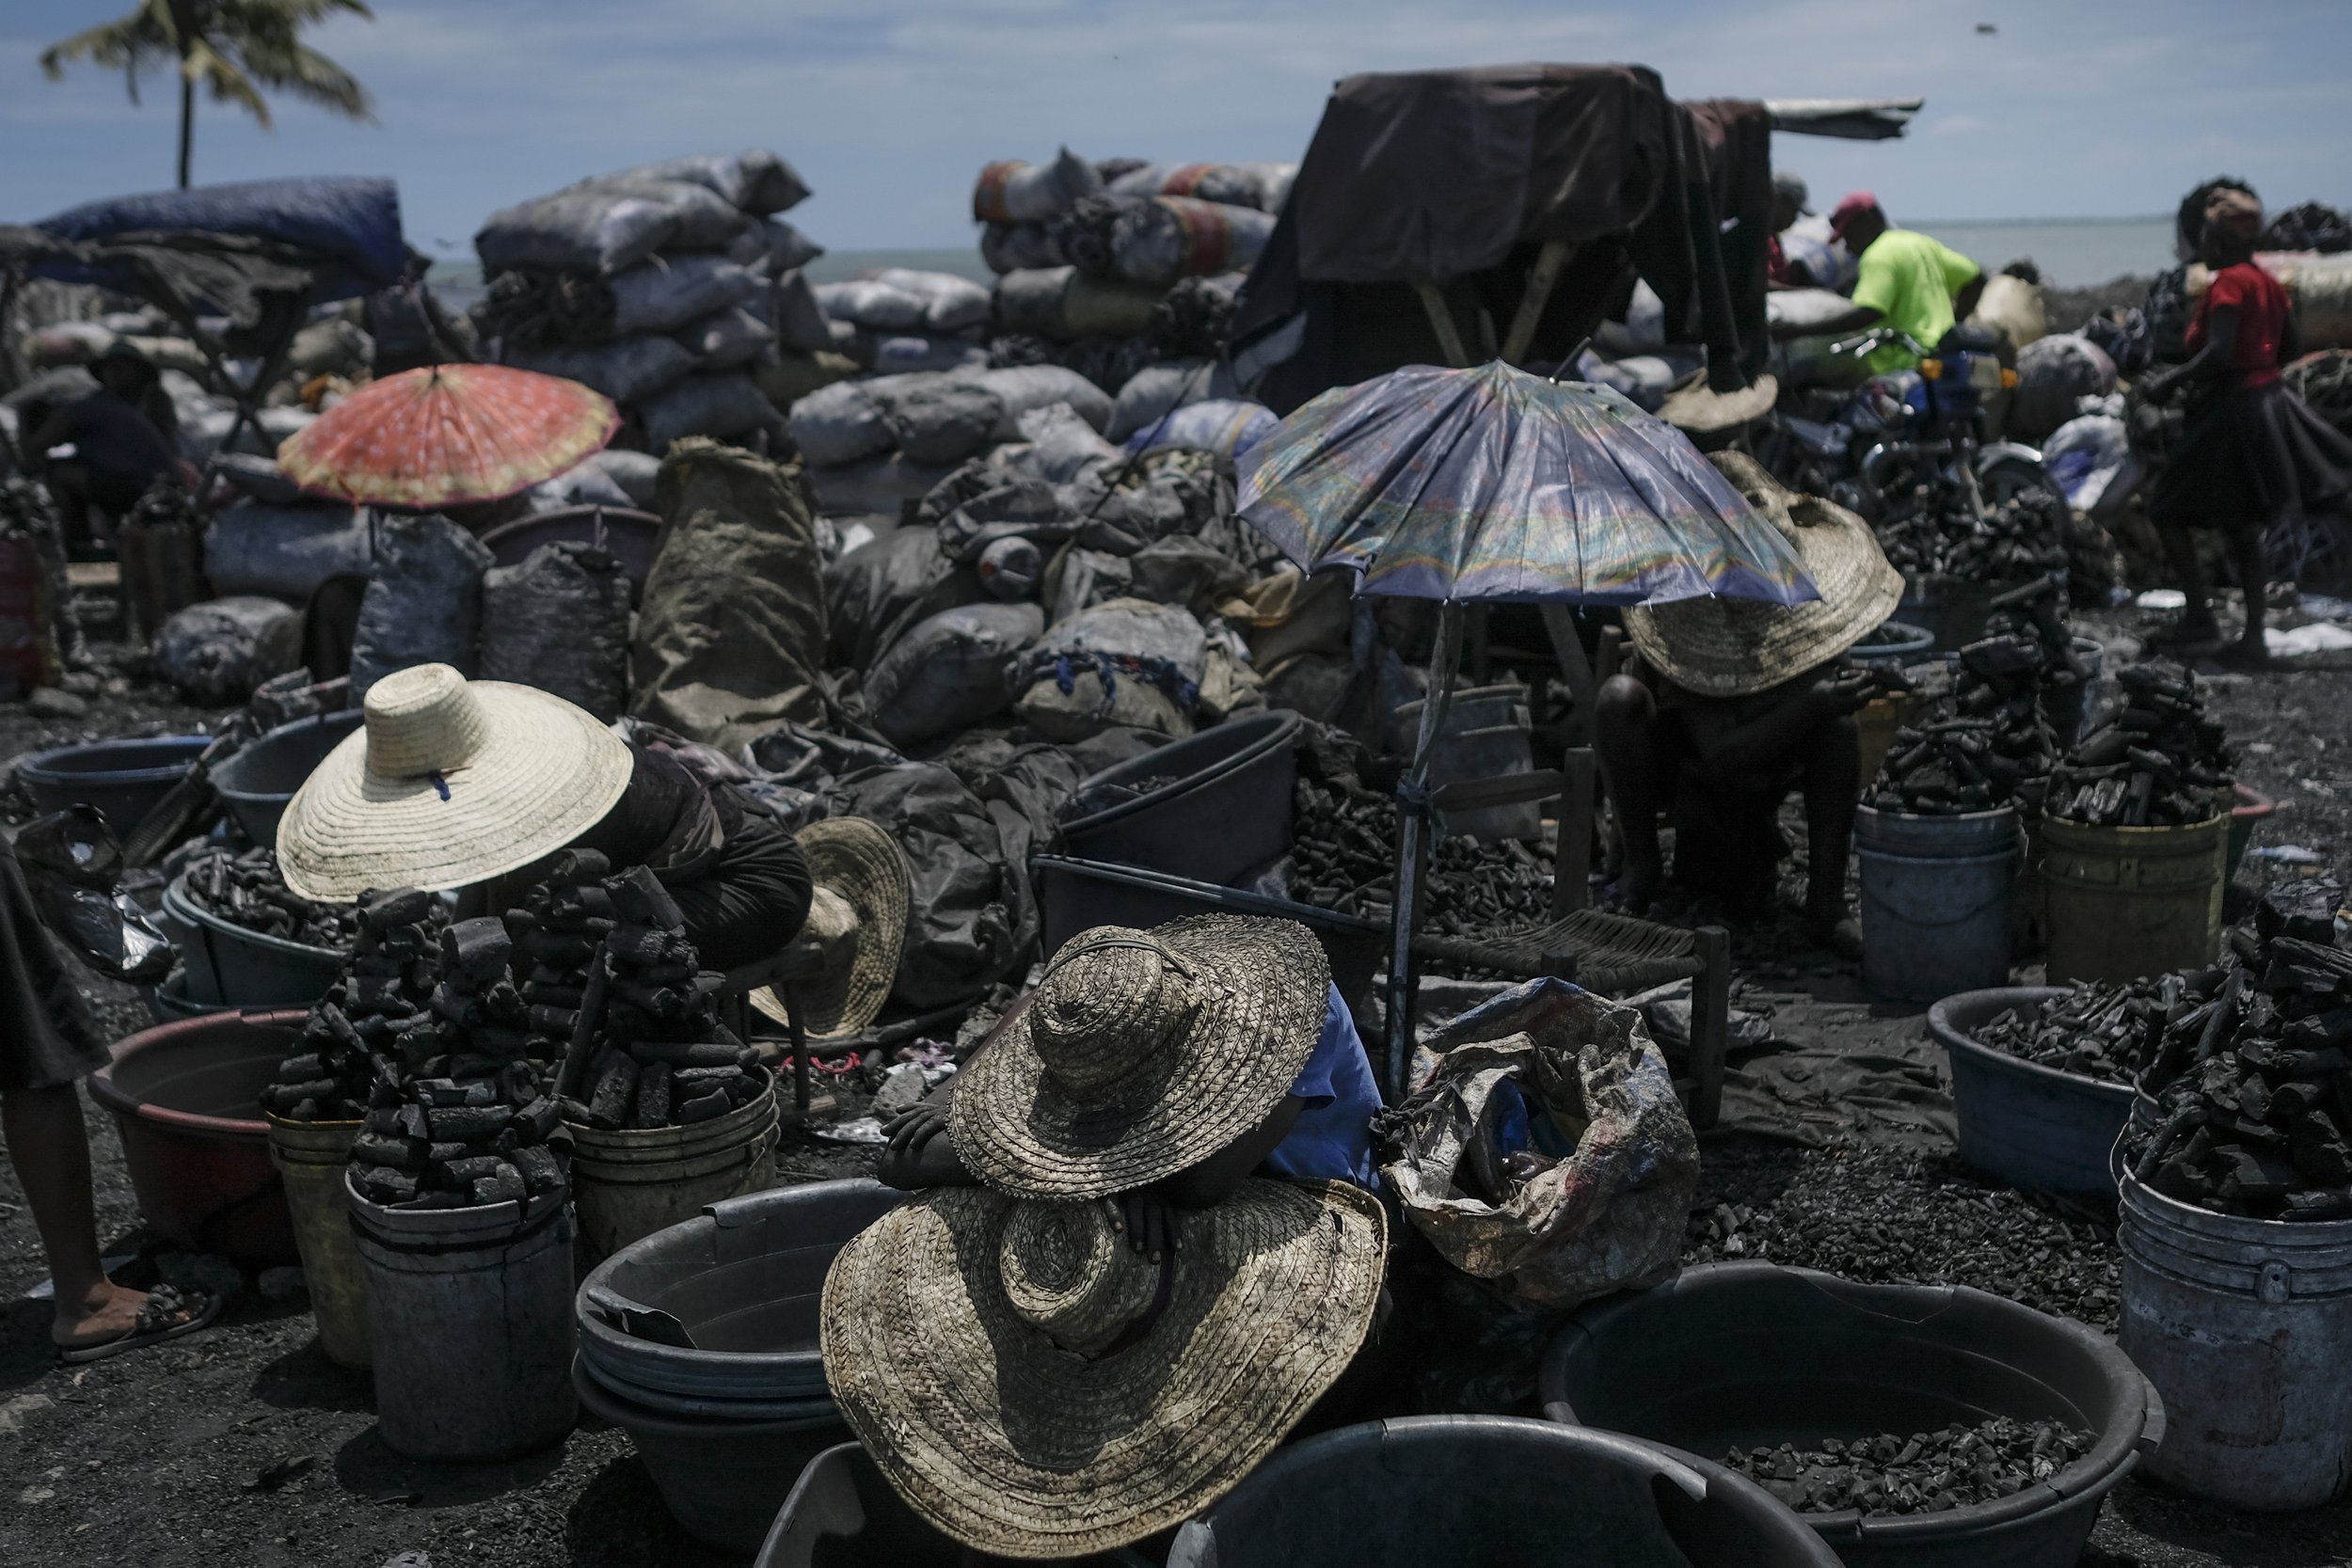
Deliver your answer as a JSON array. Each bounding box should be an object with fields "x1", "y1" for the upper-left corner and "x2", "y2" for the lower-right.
[{"x1": 3, "y1": 0, "x2": 2347, "y2": 257}]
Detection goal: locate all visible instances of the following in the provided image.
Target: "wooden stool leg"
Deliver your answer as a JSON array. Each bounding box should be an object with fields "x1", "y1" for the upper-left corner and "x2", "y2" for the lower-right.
[
  {"x1": 1553, "y1": 748, "x2": 1596, "y2": 916},
  {"x1": 782, "y1": 983, "x2": 811, "y2": 1117},
  {"x1": 1690, "y1": 926, "x2": 1732, "y2": 1130}
]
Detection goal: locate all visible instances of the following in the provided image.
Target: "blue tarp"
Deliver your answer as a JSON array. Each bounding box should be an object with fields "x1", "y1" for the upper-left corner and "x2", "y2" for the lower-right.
[{"x1": 35, "y1": 175, "x2": 405, "y2": 301}]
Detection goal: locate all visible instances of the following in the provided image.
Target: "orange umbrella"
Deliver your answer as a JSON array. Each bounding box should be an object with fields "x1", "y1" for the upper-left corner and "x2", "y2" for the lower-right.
[{"x1": 277, "y1": 364, "x2": 620, "y2": 510}]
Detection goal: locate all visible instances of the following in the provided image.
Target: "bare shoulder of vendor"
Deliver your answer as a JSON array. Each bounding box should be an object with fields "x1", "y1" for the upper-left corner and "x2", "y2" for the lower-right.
[
  {"x1": 880, "y1": 915, "x2": 1380, "y2": 1250},
  {"x1": 1595, "y1": 452, "x2": 1905, "y2": 956}
]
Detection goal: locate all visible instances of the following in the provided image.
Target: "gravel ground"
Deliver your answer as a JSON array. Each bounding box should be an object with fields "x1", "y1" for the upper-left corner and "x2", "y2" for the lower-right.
[{"x1": 8, "y1": 602, "x2": 2352, "y2": 1564}]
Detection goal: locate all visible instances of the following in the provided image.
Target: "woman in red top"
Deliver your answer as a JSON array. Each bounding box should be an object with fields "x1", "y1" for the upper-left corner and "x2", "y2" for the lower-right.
[{"x1": 2146, "y1": 188, "x2": 2352, "y2": 667}]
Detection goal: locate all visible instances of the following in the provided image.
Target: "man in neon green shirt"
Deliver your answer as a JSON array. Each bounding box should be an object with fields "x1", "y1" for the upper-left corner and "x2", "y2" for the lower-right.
[{"x1": 1830, "y1": 192, "x2": 1986, "y2": 374}]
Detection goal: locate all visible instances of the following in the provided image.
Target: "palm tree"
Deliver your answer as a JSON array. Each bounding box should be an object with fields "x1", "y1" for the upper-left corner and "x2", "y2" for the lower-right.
[{"x1": 41, "y1": 1, "x2": 376, "y2": 190}]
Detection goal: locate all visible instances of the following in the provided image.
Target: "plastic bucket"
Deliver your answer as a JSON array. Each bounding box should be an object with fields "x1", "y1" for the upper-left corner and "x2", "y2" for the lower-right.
[
  {"x1": 1897, "y1": 577, "x2": 2010, "y2": 651},
  {"x1": 1394, "y1": 685, "x2": 1538, "y2": 841},
  {"x1": 1927, "y1": 987, "x2": 2133, "y2": 1196},
  {"x1": 160, "y1": 871, "x2": 344, "y2": 1008},
  {"x1": 2039, "y1": 813, "x2": 2228, "y2": 985},
  {"x1": 211, "y1": 709, "x2": 362, "y2": 847},
  {"x1": 1164, "y1": 1416, "x2": 1840, "y2": 1568},
  {"x1": 148, "y1": 966, "x2": 235, "y2": 1020},
  {"x1": 2119, "y1": 1167, "x2": 2352, "y2": 1510},
  {"x1": 1854, "y1": 806, "x2": 2019, "y2": 1003},
  {"x1": 264, "y1": 1115, "x2": 369, "y2": 1368},
  {"x1": 1848, "y1": 621, "x2": 1935, "y2": 666},
  {"x1": 1057, "y1": 710, "x2": 1300, "y2": 885},
  {"x1": 575, "y1": 1357, "x2": 846, "y2": 1554},
  {"x1": 86, "y1": 1008, "x2": 305, "y2": 1265},
  {"x1": 1540, "y1": 1261, "x2": 2163, "y2": 1568},
  {"x1": 16, "y1": 734, "x2": 208, "y2": 837},
  {"x1": 2226, "y1": 782, "x2": 2275, "y2": 881},
  {"x1": 347, "y1": 1179, "x2": 578, "y2": 1462},
  {"x1": 564, "y1": 1069, "x2": 782, "y2": 1264},
  {"x1": 574, "y1": 1178, "x2": 902, "y2": 1408},
  {"x1": 1032, "y1": 854, "x2": 1389, "y2": 1016}
]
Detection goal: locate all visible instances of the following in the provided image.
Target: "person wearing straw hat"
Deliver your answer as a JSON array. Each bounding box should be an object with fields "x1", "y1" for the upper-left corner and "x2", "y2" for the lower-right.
[
  {"x1": 1598, "y1": 454, "x2": 1904, "y2": 955},
  {"x1": 821, "y1": 1177, "x2": 1387, "y2": 1559},
  {"x1": 278, "y1": 663, "x2": 813, "y2": 973},
  {"x1": 877, "y1": 915, "x2": 1382, "y2": 1259},
  {"x1": 745, "y1": 816, "x2": 910, "y2": 1042}
]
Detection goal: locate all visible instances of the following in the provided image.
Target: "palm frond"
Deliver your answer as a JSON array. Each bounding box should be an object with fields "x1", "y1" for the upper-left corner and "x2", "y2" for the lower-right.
[
  {"x1": 38, "y1": 11, "x2": 172, "y2": 81},
  {"x1": 184, "y1": 37, "x2": 273, "y2": 127}
]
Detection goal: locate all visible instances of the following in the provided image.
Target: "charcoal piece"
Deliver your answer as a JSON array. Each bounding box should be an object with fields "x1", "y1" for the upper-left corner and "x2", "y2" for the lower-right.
[
  {"x1": 417, "y1": 1078, "x2": 499, "y2": 1107},
  {"x1": 352, "y1": 1132, "x2": 424, "y2": 1169},
  {"x1": 358, "y1": 888, "x2": 435, "y2": 931},
  {"x1": 529, "y1": 1006, "x2": 579, "y2": 1037},
  {"x1": 395, "y1": 1191, "x2": 471, "y2": 1211},
  {"x1": 514, "y1": 1143, "x2": 564, "y2": 1194},
  {"x1": 545, "y1": 848, "x2": 612, "y2": 883},
  {"x1": 2217, "y1": 1143, "x2": 2301, "y2": 1203},
  {"x1": 427, "y1": 1103, "x2": 510, "y2": 1142},
  {"x1": 2258, "y1": 880, "x2": 2344, "y2": 947},
  {"x1": 586, "y1": 1051, "x2": 640, "y2": 1129},
  {"x1": 353, "y1": 1164, "x2": 419, "y2": 1202},
  {"x1": 632, "y1": 1039, "x2": 742, "y2": 1069},
  {"x1": 676, "y1": 1088, "x2": 730, "y2": 1124},
  {"x1": 517, "y1": 932, "x2": 599, "y2": 965},
  {"x1": 516, "y1": 1096, "x2": 563, "y2": 1138},
  {"x1": 439, "y1": 1154, "x2": 507, "y2": 1184},
  {"x1": 471, "y1": 1026, "x2": 532, "y2": 1057},
  {"x1": 2291, "y1": 1111, "x2": 2352, "y2": 1186},
  {"x1": 274, "y1": 1077, "x2": 339, "y2": 1103},
  {"x1": 631, "y1": 1064, "x2": 673, "y2": 1128},
  {"x1": 606, "y1": 925, "x2": 678, "y2": 967},
  {"x1": 365, "y1": 1106, "x2": 403, "y2": 1134},
  {"x1": 607, "y1": 864, "x2": 685, "y2": 930},
  {"x1": 526, "y1": 984, "x2": 586, "y2": 1009},
  {"x1": 548, "y1": 886, "x2": 617, "y2": 922},
  {"x1": 277, "y1": 1052, "x2": 326, "y2": 1082},
  {"x1": 612, "y1": 980, "x2": 687, "y2": 1019},
  {"x1": 2283, "y1": 1188, "x2": 2352, "y2": 1221},
  {"x1": 471, "y1": 1165, "x2": 527, "y2": 1206},
  {"x1": 430, "y1": 982, "x2": 483, "y2": 1027},
  {"x1": 558, "y1": 1096, "x2": 595, "y2": 1126}
]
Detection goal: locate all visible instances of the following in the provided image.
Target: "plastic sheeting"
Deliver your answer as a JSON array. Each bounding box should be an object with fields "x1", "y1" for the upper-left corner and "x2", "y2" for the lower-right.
[{"x1": 36, "y1": 175, "x2": 406, "y2": 301}]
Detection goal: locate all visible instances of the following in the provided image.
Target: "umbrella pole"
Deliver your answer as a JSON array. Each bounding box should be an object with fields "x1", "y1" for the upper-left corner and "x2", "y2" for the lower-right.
[{"x1": 1383, "y1": 599, "x2": 1463, "y2": 1102}]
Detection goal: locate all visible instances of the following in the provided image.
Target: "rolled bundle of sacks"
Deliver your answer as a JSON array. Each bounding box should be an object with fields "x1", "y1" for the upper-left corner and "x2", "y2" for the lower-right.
[
  {"x1": 473, "y1": 149, "x2": 832, "y2": 451},
  {"x1": 813, "y1": 267, "x2": 996, "y2": 376}
]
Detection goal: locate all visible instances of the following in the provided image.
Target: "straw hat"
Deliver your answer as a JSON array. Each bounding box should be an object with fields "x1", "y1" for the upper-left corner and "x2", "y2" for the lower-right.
[
  {"x1": 948, "y1": 916, "x2": 1330, "y2": 1200},
  {"x1": 1623, "y1": 452, "x2": 1904, "y2": 697},
  {"x1": 749, "y1": 816, "x2": 911, "y2": 1041},
  {"x1": 821, "y1": 1180, "x2": 1387, "y2": 1560},
  {"x1": 277, "y1": 663, "x2": 631, "y2": 901},
  {"x1": 1658, "y1": 371, "x2": 1780, "y2": 435}
]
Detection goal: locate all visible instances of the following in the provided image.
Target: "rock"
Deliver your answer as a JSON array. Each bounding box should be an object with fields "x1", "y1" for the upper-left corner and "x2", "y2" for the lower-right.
[
  {"x1": 257, "y1": 1265, "x2": 308, "y2": 1302},
  {"x1": 26, "y1": 686, "x2": 87, "y2": 719},
  {"x1": 380, "y1": 1554, "x2": 432, "y2": 1568},
  {"x1": 0, "y1": 1393, "x2": 55, "y2": 1435},
  {"x1": 157, "y1": 1250, "x2": 245, "y2": 1304},
  {"x1": 871, "y1": 1061, "x2": 930, "y2": 1119},
  {"x1": 58, "y1": 669, "x2": 100, "y2": 695}
]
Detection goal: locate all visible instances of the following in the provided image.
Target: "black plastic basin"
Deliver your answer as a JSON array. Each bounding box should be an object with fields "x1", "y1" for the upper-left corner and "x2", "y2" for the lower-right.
[
  {"x1": 17, "y1": 734, "x2": 209, "y2": 837},
  {"x1": 1057, "y1": 709, "x2": 1299, "y2": 886},
  {"x1": 211, "y1": 708, "x2": 362, "y2": 847}
]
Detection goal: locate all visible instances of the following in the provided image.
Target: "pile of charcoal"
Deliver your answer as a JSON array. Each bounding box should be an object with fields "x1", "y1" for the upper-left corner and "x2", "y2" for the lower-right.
[
  {"x1": 179, "y1": 846, "x2": 360, "y2": 951},
  {"x1": 565, "y1": 866, "x2": 765, "y2": 1132},
  {"x1": 1867, "y1": 634, "x2": 2058, "y2": 815},
  {"x1": 1875, "y1": 483, "x2": 2069, "y2": 581},
  {"x1": 1720, "y1": 1418, "x2": 2092, "y2": 1515},
  {"x1": 348, "y1": 914, "x2": 566, "y2": 1210},
  {"x1": 1291, "y1": 750, "x2": 1559, "y2": 939},
  {"x1": 1975, "y1": 979, "x2": 2166, "y2": 1085},
  {"x1": 261, "y1": 888, "x2": 447, "y2": 1121},
  {"x1": 1680, "y1": 1143, "x2": 2120, "y2": 1329},
  {"x1": 506, "y1": 848, "x2": 616, "y2": 1059},
  {"x1": 2045, "y1": 662, "x2": 2233, "y2": 827},
  {"x1": 1981, "y1": 577, "x2": 2092, "y2": 735},
  {"x1": 2125, "y1": 880, "x2": 2352, "y2": 1220}
]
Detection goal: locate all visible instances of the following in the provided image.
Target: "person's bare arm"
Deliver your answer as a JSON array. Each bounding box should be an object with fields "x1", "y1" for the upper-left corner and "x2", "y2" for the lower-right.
[
  {"x1": 2145, "y1": 307, "x2": 2239, "y2": 398},
  {"x1": 1952, "y1": 275, "x2": 1986, "y2": 325},
  {"x1": 1679, "y1": 671, "x2": 1874, "y2": 780},
  {"x1": 20, "y1": 408, "x2": 72, "y2": 464},
  {"x1": 877, "y1": 1085, "x2": 975, "y2": 1189}
]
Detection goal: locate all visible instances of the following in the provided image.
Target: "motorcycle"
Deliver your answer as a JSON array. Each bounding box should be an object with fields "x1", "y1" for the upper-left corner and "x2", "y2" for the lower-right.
[{"x1": 1756, "y1": 325, "x2": 2071, "y2": 579}]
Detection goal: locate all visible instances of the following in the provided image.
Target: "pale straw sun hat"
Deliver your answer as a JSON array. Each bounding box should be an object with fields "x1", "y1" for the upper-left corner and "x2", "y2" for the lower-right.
[
  {"x1": 1623, "y1": 451, "x2": 1905, "y2": 698},
  {"x1": 947, "y1": 915, "x2": 1331, "y2": 1200},
  {"x1": 748, "y1": 816, "x2": 911, "y2": 1041},
  {"x1": 820, "y1": 1179, "x2": 1387, "y2": 1559},
  {"x1": 276, "y1": 662, "x2": 632, "y2": 901}
]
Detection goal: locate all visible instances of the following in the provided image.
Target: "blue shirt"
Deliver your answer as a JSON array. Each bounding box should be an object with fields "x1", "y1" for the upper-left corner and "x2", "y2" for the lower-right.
[{"x1": 1261, "y1": 983, "x2": 1383, "y2": 1188}]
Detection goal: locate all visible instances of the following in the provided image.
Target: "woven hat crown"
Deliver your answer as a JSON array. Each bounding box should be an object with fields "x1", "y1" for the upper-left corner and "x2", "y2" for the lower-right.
[
  {"x1": 1028, "y1": 928, "x2": 1199, "y2": 1099},
  {"x1": 996, "y1": 1200, "x2": 1161, "y2": 1358},
  {"x1": 362, "y1": 664, "x2": 490, "y2": 780}
]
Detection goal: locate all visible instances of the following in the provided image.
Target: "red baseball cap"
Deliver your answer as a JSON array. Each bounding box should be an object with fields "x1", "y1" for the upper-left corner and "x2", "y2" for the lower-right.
[{"x1": 1828, "y1": 191, "x2": 1882, "y2": 240}]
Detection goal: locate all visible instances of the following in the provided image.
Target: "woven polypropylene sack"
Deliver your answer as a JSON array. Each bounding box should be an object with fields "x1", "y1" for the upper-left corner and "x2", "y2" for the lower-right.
[
  {"x1": 480, "y1": 542, "x2": 631, "y2": 721},
  {"x1": 1380, "y1": 977, "x2": 1701, "y2": 1308},
  {"x1": 864, "y1": 601, "x2": 1043, "y2": 747},
  {"x1": 347, "y1": 514, "x2": 493, "y2": 700}
]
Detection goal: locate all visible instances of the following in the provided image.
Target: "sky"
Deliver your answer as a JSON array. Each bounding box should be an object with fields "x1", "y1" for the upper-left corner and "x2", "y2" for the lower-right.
[{"x1": 5, "y1": 0, "x2": 2349, "y2": 259}]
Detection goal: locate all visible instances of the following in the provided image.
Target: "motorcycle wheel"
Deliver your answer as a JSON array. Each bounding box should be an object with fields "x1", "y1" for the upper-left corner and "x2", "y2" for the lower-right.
[{"x1": 1977, "y1": 451, "x2": 2068, "y2": 513}]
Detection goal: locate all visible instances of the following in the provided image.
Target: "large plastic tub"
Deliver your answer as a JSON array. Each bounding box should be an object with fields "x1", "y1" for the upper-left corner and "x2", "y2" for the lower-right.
[
  {"x1": 1033, "y1": 854, "x2": 1388, "y2": 1010},
  {"x1": 1927, "y1": 986, "x2": 2131, "y2": 1196},
  {"x1": 160, "y1": 870, "x2": 345, "y2": 1008},
  {"x1": 1168, "y1": 1416, "x2": 1840, "y2": 1568},
  {"x1": 86, "y1": 1008, "x2": 307, "y2": 1265},
  {"x1": 211, "y1": 709, "x2": 362, "y2": 847},
  {"x1": 17, "y1": 734, "x2": 209, "y2": 837},
  {"x1": 1055, "y1": 710, "x2": 1299, "y2": 886},
  {"x1": 1539, "y1": 1261, "x2": 2162, "y2": 1568}
]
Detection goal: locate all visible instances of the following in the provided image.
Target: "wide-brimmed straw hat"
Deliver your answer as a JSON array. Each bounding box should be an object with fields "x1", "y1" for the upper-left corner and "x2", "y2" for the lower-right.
[
  {"x1": 948, "y1": 915, "x2": 1330, "y2": 1199},
  {"x1": 278, "y1": 663, "x2": 631, "y2": 901},
  {"x1": 749, "y1": 816, "x2": 910, "y2": 1041},
  {"x1": 1658, "y1": 371, "x2": 1780, "y2": 435},
  {"x1": 1623, "y1": 452, "x2": 1904, "y2": 697},
  {"x1": 821, "y1": 1180, "x2": 1387, "y2": 1560}
]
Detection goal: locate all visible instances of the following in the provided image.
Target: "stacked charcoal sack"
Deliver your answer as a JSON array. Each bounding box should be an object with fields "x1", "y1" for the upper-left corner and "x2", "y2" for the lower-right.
[
  {"x1": 562, "y1": 867, "x2": 768, "y2": 1132},
  {"x1": 473, "y1": 149, "x2": 826, "y2": 452},
  {"x1": 347, "y1": 911, "x2": 568, "y2": 1210}
]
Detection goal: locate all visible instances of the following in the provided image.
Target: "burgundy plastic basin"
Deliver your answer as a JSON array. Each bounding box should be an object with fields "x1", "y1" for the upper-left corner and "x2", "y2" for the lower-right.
[{"x1": 87, "y1": 1009, "x2": 308, "y2": 1266}]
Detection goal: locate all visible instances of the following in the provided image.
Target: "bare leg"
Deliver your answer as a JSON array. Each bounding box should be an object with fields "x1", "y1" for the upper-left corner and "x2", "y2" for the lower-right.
[
  {"x1": 1593, "y1": 675, "x2": 1665, "y2": 913},
  {"x1": 0, "y1": 1084, "x2": 148, "y2": 1348},
  {"x1": 2217, "y1": 525, "x2": 2274, "y2": 669},
  {"x1": 2153, "y1": 516, "x2": 2221, "y2": 641},
  {"x1": 1798, "y1": 712, "x2": 1862, "y2": 953}
]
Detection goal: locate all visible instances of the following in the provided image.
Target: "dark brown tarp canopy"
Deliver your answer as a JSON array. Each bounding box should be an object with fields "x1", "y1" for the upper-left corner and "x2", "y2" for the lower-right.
[{"x1": 1231, "y1": 64, "x2": 1772, "y2": 413}]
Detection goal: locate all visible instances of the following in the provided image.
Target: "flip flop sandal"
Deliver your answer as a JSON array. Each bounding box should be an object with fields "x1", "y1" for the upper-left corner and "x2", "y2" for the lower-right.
[{"x1": 56, "y1": 1285, "x2": 222, "y2": 1365}]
